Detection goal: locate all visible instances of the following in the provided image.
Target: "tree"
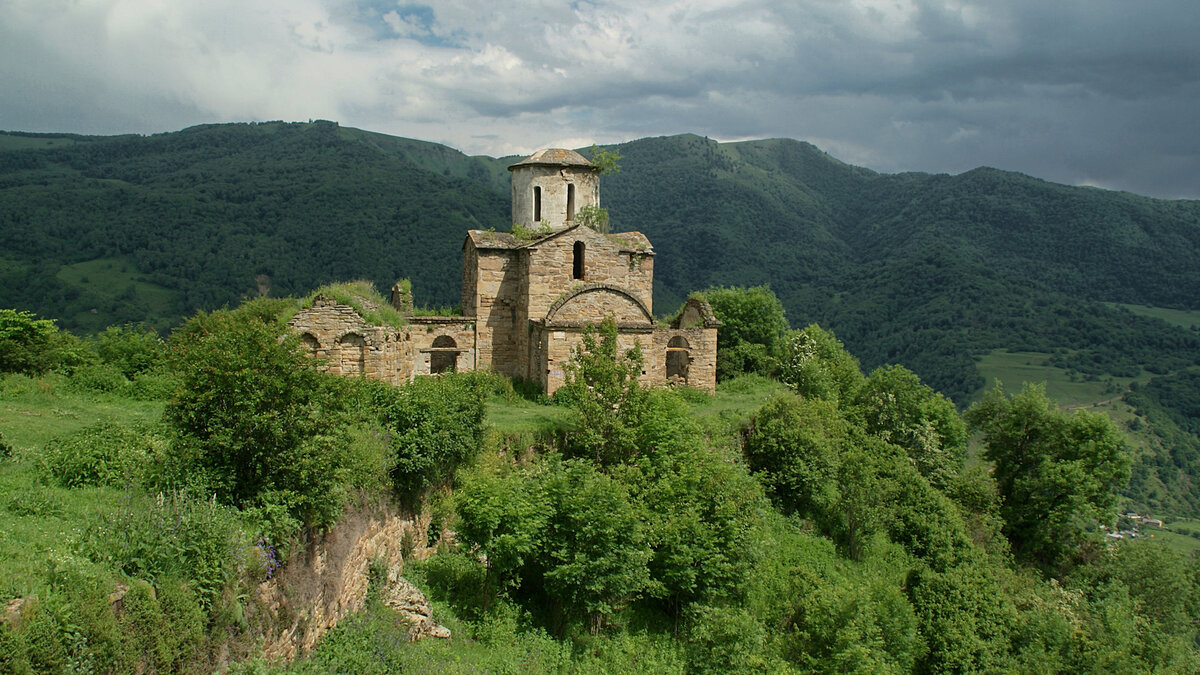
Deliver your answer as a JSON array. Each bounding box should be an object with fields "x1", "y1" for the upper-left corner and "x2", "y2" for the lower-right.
[
  {"x1": 742, "y1": 393, "x2": 846, "y2": 523},
  {"x1": 778, "y1": 323, "x2": 863, "y2": 404},
  {"x1": 851, "y1": 364, "x2": 967, "y2": 490},
  {"x1": 94, "y1": 323, "x2": 165, "y2": 378},
  {"x1": 588, "y1": 144, "x2": 622, "y2": 174},
  {"x1": 0, "y1": 308, "x2": 93, "y2": 375},
  {"x1": 165, "y1": 310, "x2": 351, "y2": 526},
  {"x1": 700, "y1": 285, "x2": 789, "y2": 380},
  {"x1": 537, "y1": 459, "x2": 651, "y2": 633},
  {"x1": 361, "y1": 374, "x2": 486, "y2": 498},
  {"x1": 555, "y1": 318, "x2": 647, "y2": 464},
  {"x1": 966, "y1": 384, "x2": 1131, "y2": 572}
]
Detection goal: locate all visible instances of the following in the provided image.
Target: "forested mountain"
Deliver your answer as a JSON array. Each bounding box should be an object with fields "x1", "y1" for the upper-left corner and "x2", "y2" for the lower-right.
[{"x1": 1, "y1": 121, "x2": 1197, "y2": 419}]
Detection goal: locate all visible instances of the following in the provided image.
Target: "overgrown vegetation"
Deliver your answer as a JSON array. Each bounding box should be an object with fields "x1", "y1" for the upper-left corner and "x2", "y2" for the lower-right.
[
  {"x1": 0, "y1": 304, "x2": 487, "y2": 672},
  {"x1": 3, "y1": 118, "x2": 1200, "y2": 668},
  {"x1": 300, "y1": 280, "x2": 407, "y2": 328}
]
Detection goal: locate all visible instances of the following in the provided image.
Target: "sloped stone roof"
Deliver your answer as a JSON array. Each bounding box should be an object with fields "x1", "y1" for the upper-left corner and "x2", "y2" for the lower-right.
[
  {"x1": 466, "y1": 225, "x2": 654, "y2": 253},
  {"x1": 508, "y1": 148, "x2": 597, "y2": 171},
  {"x1": 465, "y1": 230, "x2": 521, "y2": 249}
]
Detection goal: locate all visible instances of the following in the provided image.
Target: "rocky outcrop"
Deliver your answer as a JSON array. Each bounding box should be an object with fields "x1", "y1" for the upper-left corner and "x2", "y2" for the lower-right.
[{"x1": 254, "y1": 503, "x2": 450, "y2": 661}]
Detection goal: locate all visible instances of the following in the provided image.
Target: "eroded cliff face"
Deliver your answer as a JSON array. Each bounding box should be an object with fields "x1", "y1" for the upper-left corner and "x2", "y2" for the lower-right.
[{"x1": 252, "y1": 501, "x2": 449, "y2": 661}]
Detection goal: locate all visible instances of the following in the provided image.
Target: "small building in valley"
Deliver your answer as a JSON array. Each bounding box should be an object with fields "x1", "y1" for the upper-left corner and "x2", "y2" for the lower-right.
[{"x1": 288, "y1": 148, "x2": 719, "y2": 393}]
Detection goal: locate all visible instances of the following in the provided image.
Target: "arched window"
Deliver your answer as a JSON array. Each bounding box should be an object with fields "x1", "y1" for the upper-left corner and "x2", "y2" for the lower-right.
[
  {"x1": 566, "y1": 183, "x2": 575, "y2": 221},
  {"x1": 573, "y1": 241, "x2": 585, "y2": 280},
  {"x1": 533, "y1": 186, "x2": 542, "y2": 222},
  {"x1": 299, "y1": 333, "x2": 320, "y2": 357},
  {"x1": 666, "y1": 336, "x2": 689, "y2": 383},
  {"x1": 339, "y1": 333, "x2": 366, "y2": 375},
  {"x1": 431, "y1": 335, "x2": 457, "y2": 374}
]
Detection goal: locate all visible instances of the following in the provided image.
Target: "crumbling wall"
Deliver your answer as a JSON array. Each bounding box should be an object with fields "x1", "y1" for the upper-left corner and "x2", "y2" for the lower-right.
[{"x1": 287, "y1": 298, "x2": 412, "y2": 384}]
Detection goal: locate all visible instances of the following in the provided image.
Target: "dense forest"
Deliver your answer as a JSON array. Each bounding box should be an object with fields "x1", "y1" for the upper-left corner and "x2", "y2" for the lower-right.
[
  {"x1": 2, "y1": 296, "x2": 1199, "y2": 673},
  {"x1": 1, "y1": 121, "x2": 1199, "y2": 515}
]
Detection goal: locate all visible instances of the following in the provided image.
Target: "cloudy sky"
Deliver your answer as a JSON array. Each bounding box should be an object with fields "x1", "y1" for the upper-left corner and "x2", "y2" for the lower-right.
[{"x1": 2, "y1": 0, "x2": 1199, "y2": 199}]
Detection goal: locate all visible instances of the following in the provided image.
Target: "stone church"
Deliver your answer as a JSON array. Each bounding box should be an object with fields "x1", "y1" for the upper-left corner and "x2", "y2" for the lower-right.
[{"x1": 288, "y1": 148, "x2": 720, "y2": 393}]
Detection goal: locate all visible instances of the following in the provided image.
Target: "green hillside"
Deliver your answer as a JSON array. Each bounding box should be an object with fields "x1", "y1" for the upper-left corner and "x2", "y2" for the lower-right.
[{"x1": 2, "y1": 122, "x2": 1199, "y2": 514}]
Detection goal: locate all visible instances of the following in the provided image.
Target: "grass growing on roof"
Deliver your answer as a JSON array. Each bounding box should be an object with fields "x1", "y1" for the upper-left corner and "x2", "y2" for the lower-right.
[{"x1": 301, "y1": 280, "x2": 408, "y2": 328}]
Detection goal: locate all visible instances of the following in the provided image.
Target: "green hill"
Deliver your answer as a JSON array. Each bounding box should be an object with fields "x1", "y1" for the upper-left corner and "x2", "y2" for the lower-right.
[{"x1": 2, "y1": 121, "x2": 1199, "y2": 514}]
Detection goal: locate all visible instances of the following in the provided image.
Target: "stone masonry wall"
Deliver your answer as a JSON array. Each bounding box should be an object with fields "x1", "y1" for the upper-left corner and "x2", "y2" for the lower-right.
[
  {"x1": 524, "y1": 226, "x2": 654, "y2": 323},
  {"x1": 288, "y1": 300, "x2": 410, "y2": 384},
  {"x1": 468, "y1": 247, "x2": 523, "y2": 377},
  {"x1": 534, "y1": 323, "x2": 717, "y2": 395},
  {"x1": 547, "y1": 287, "x2": 652, "y2": 325},
  {"x1": 648, "y1": 326, "x2": 718, "y2": 393}
]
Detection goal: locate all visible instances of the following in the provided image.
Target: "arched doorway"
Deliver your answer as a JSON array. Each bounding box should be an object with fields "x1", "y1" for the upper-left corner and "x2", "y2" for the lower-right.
[
  {"x1": 339, "y1": 333, "x2": 366, "y2": 375},
  {"x1": 430, "y1": 335, "x2": 458, "y2": 374},
  {"x1": 666, "y1": 336, "x2": 689, "y2": 383}
]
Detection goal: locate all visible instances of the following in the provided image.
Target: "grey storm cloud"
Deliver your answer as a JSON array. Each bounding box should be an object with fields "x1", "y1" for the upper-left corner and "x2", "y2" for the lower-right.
[{"x1": 1, "y1": 0, "x2": 1199, "y2": 198}]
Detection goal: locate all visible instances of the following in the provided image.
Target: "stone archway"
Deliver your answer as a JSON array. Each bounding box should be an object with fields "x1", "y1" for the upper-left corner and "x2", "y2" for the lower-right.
[
  {"x1": 666, "y1": 336, "x2": 689, "y2": 383},
  {"x1": 430, "y1": 335, "x2": 458, "y2": 375},
  {"x1": 299, "y1": 333, "x2": 321, "y2": 357}
]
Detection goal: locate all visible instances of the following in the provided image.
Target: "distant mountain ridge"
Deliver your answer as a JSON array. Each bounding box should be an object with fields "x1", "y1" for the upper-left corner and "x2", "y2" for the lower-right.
[
  {"x1": 4, "y1": 120, "x2": 1200, "y2": 516},
  {"x1": 3, "y1": 122, "x2": 1198, "y2": 386}
]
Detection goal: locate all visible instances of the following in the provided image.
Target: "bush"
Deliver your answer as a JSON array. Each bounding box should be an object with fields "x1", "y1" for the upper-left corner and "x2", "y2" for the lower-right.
[
  {"x1": 85, "y1": 487, "x2": 242, "y2": 610},
  {"x1": 94, "y1": 324, "x2": 165, "y2": 378},
  {"x1": 64, "y1": 362, "x2": 130, "y2": 395},
  {"x1": 358, "y1": 373, "x2": 486, "y2": 499},
  {"x1": 38, "y1": 421, "x2": 166, "y2": 488},
  {"x1": 698, "y1": 286, "x2": 790, "y2": 380},
  {"x1": 165, "y1": 310, "x2": 353, "y2": 526},
  {"x1": 0, "y1": 309, "x2": 94, "y2": 376}
]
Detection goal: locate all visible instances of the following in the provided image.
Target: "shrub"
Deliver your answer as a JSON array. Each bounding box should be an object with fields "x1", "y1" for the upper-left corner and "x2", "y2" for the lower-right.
[
  {"x1": 38, "y1": 421, "x2": 165, "y2": 488},
  {"x1": 685, "y1": 605, "x2": 770, "y2": 674},
  {"x1": 0, "y1": 309, "x2": 94, "y2": 376},
  {"x1": 165, "y1": 310, "x2": 353, "y2": 526},
  {"x1": 93, "y1": 324, "x2": 165, "y2": 378},
  {"x1": 85, "y1": 487, "x2": 242, "y2": 610},
  {"x1": 64, "y1": 362, "x2": 130, "y2": 395},
  {"x1": 697, "y1": 286, "x2": 789, "y2": 380},
  {"x1": 359, "y1": 373, "x2": 486, "y2": 499}
]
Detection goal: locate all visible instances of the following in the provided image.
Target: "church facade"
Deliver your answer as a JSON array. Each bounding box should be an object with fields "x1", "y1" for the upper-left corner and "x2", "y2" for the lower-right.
[{"x1": 288, "y1": 148, "x2": 719, "y2": 393}]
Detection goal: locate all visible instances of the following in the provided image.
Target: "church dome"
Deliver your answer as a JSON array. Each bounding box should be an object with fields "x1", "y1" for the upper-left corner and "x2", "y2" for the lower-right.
[{"x1": 508, "y1": 148, "x2": 596, "y2": 170}]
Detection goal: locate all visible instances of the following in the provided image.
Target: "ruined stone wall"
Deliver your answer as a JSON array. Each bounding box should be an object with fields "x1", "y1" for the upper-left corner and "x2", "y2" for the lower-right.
[
  {"x1": 534, "y1": 325, "x2": 653, "y2": 395},
  {"x1": 648, "y1": 326, "x2": 718, "y2": 393},
  {"x1": 460, "y1": 244, "x2": 478, "y2": 317},
  {"x1": 511, "y1": 165, "x2": 600, "y2": 230},
  {"x1": 288, "y1": 300, "x2": 411, "y2": 384},
  {"x1": 533, "y1": 323, "x2": 717, "y2": 395}
]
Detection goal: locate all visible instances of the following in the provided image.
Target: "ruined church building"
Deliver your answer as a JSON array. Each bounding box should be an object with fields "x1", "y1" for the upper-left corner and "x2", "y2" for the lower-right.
[{"x1": 289, "y1": 148, "x2": 720, "y2": 393}]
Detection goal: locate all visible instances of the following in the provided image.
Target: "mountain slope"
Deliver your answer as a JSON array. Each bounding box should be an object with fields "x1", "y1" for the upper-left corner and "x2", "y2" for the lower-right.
[{"x1": 4, "y1": 121, "x2": 1200, "y2": 515}]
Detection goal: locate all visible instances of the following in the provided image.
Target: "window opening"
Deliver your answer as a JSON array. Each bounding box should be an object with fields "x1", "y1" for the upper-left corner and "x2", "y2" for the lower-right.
[
  {"x1": 534, "y1": 186, "x2": 542, "y2": 222},
  {"x1": 300, "y1": 333, "x2": 320, "y2": 356},
  {"x1": 431, "y1": 335, "x2": 458, "y2": 374},
  {"x1": 573, "y1": 241, "x2": 585, "y2": 280},
  {"x1": 666, "y1": 336, "x2": 690, "y2": 383},
  {"x1": 567, "y1": 183, "x2": 575, "y2": 221}
]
